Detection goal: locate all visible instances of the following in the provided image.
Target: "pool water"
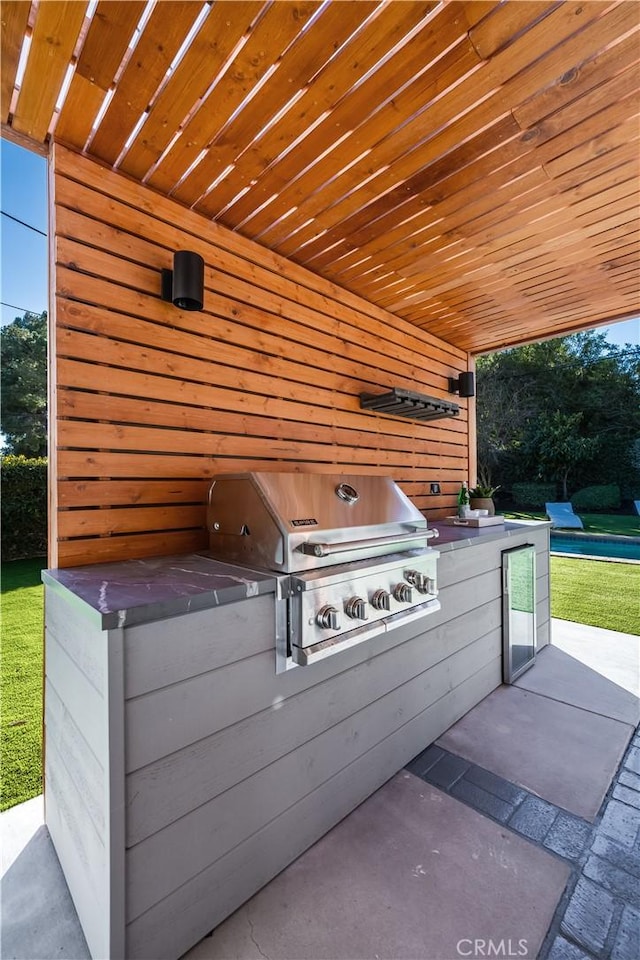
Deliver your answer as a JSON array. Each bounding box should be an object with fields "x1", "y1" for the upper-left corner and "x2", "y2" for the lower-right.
[{"x1": 550, "y1": 534, "x2": 640, "y2": 561}]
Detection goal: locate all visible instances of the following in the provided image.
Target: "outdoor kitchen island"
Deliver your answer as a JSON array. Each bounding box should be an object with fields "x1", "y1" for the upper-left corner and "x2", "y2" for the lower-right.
[{"x1": 42, "y1": 519, "x2": 550, "y2": 960}]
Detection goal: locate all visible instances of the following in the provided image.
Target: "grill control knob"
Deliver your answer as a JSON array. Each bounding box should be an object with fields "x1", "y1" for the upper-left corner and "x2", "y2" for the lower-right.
[
  {"x1": 405, "y1": 569, "x2": 429, "y2": 594},
  {"x1": 345, "y1": 597, "x2": 368, "y2": 620},
  {"x1": 371, "y1": 589, "x2": 392, "y2": 611},
  {"x1": 316, "y1": 605, "x2": 341, "y2": 631},
  {"x1": 394, "y1": 582, "x2": 413, "y2": 604}
]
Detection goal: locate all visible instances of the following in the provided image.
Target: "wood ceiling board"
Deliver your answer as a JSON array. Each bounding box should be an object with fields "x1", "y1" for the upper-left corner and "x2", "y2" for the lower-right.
[
  {"x1": 318, "y1": 4, "x2": 632, "y2": 252},
  {"x1": 318, "y1": 148, "x2": 551, "y2": 281},
  {"x1": 54, "y1": 74, "x2": 109, "y2": 149},
  {"x1": 12, "y1": 1, "x2": 87, "y2": 141},
  {"x1": 331, "y1": 100, "x2": 639, "y2": 283},
  {"x1": 260, "y1": 8, "x2": 619, "y2": 267},
  {"x1": 468, "y1": 1, "x2": 559, "y2": 60},
  {"x1": 168, "y1": 0, "x2": 382, "y2": 208},
  {"x1": 330, "y1": 167, "x2": 554, "y2": 282},
  {"x1": 543, "y1": 109, "x2": 640, "y2": 180},
  {"x1": 268, "y1": 54, "x2": 509, "y2": 262},
  {"x1": 1, "y1": 0, "x2": 31, "y2": 123},
  {"x1": 230, "y1": 1, "x2": 612, "y2": 245},
  {"x1": 192, "y1": 0, "x2": 443, "y2": 220},
  {"x1": 230, "y1": 2, "x2": 570, "y2": 233},
  {"x1": 227, "y1": 28, "x2": 482, "y2": 234},
  {"x1": 86, "y1": 1, "x2": 205, "y2": 166},
  {"x1": 528, "y1": 66, "x2": 640, "y2": 151},
  {"x1": 410, "y1": 164, "x2": 639, "y2": 269},
  {"x1": 146, "y1": 1, "x2": 322, "y2": 195},
  {"x1": 458, "y1": 2, "x2": 503, "y2": 32},
  {"x1": 552, "y1": 146, "x2": 640, "y2": 195},
  {"x1": 54, "y1": 0, "x2": 146, "y2": 148},
  {"x1": 117, "y1": 1, "x2": 264, "y2": 181},
  {"x1": 513, "y1": 24, "x2": 640, "y2": 131},
  {"x1": 75, "y1": 0, "x2": 144, "y2": 90}
]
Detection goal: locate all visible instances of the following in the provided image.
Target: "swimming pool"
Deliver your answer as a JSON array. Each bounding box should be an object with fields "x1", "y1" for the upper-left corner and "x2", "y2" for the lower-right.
[{"x1": 550, "y1": 534, "x2": 640, "y2": 561}]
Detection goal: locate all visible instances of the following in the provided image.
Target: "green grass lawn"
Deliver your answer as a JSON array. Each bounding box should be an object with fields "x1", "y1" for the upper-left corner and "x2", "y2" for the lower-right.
[
  {"x1": 551, "y1": 556, "x2": 640, "y2": 635},
  {"x1": 1, "y1": 558, "x2": 46, "y2": 810},
  {"x1": 505, "y1": 510, "x2": 640, "y2": 537}
]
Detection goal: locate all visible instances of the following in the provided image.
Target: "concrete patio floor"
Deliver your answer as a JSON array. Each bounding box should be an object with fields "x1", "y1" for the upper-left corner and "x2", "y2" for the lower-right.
[{"x1": 2, "y1": 619, "x2": 638, "y2": 960}]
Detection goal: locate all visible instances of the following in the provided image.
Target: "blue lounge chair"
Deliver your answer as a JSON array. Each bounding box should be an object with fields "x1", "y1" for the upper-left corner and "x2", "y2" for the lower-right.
[
  {"x1": 545, "y1": 502, "x2": 584, "y2": 529},
  {"x1": 634, "y1": 501, "x2": 640, "y2": 517}
]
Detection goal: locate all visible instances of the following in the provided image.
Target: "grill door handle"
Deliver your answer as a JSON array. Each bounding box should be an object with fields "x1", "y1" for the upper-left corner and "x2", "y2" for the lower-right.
[{"x1": 299, "y1": 528, "x2": 438, "y2": 558}]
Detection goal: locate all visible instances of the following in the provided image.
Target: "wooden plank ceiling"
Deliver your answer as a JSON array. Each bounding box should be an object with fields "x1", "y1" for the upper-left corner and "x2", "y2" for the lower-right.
[{"x1": 2, "y1": 0, "x2": 639, "y2": 352}]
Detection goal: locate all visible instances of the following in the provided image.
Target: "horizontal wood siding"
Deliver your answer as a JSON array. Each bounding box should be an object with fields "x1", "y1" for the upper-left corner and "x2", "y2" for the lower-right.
[{"x1": 51, "y1": 144, "x2": 471, "y2": 567}]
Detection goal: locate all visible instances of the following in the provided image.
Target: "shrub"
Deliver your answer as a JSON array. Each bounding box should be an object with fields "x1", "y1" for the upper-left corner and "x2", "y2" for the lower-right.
[
  {"x1": 511, "y1": 482, "x2": 557, "y2": 507},
  {"x1": 1, "y1": 455, "x2": 47, "y2": 561},
  {"x1": 572, "y1": 484, "x2": 621, "y2": 512}
]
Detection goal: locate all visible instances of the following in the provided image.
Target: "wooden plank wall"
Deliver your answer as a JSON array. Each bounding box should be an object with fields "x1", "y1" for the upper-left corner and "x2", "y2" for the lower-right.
[{"x1": 51, "y1": 144, "x2": 472, "y2": 568}]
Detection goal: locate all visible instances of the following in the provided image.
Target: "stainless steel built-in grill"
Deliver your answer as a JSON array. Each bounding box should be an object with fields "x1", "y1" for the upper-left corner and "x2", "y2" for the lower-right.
[{"x1": 207, "y1": 472, "x2": 440, "y2": 667}]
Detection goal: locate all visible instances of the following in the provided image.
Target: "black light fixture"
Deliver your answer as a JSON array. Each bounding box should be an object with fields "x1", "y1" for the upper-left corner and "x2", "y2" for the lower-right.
[
  {"x1": 448, "y1": 371, "x2": 475, "y2": 397},
  {"x1": 161, "y1": 251, "x2": 205, "y2": 311}
]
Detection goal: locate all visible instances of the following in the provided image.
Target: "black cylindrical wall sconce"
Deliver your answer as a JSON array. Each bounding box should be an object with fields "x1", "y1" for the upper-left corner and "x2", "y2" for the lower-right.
[
  {"x1": 161, "y1": 251, "x2": 205, "y2": 311},
  {"x1": 448, "y1": 371, "x2": 475, "y2": 397}
]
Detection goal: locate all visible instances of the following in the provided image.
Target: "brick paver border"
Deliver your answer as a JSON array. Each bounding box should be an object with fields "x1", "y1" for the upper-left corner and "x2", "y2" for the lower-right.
[{"x1": 406, "y1": 726, "x2": 640, "y2": 960}]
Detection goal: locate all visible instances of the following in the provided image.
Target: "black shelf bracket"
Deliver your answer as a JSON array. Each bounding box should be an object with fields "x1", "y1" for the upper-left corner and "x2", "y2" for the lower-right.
[{"x1": 359, "y1": 387, "x2": 460, "y2": 422}]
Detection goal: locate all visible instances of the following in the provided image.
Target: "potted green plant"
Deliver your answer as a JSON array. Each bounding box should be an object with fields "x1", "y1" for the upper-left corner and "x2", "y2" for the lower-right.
[{"x1": 469, "y1": 479, "x2": 500, "y2": 516}]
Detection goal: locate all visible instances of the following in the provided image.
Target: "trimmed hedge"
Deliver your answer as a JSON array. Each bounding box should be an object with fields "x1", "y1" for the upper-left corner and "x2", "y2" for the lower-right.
[
  {"x1": 511, "y1": 482, "x2": 557, "y2": 507},
  {"x1": 1, "y1": 455, "x2": 47, "y2": 561},
  {"x1": 572, "y1": 484, "x2": 621, "y2": 512}
]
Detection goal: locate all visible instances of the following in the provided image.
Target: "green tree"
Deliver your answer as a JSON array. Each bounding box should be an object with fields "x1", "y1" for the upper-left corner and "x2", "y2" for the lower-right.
[
  {"x1": 0, "y1": 310, "x2": 47, "y2": 457},
  {"x1": 524, "y1": 411, "x2": 599, "y2": 500},
  {"x1": 476, "y1": 331, "x2": 640, "y2": 499}
]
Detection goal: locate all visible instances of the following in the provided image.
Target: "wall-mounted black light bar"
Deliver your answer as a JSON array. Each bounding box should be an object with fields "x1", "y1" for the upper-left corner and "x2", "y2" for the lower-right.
[
  {"x1": 448, "y1": 371, "x2": 475, "y2": 397},
  {"x1": 161, "y1": 251, "x2": 205, "y2": 311},
  {"x1": 360, "y1": 387, "x2": 460, "y2": 422}
]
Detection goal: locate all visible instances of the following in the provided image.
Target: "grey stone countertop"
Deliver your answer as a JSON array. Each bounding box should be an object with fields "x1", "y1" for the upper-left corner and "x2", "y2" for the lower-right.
[
  {"x1": 430, "y1": 518, "x2": 552, "y2": 552},
  {"x1": 42, "y1": 521, "x2": 551, "y2": 630},
  {"x1": 42, "y1": 553, "x2": 279, "y2": 630}
]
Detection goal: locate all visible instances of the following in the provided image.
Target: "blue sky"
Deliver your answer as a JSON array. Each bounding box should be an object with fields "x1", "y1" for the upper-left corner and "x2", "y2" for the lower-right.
[
  {"x1": 0, "y1": 137, "x2": 638, "y2": 346},
  {"x1": 1, "y1": 139, "x2": 48, "y2": 327}
]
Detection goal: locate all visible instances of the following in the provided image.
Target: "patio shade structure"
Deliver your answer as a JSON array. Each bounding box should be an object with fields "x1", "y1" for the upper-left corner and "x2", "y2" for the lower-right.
[{"x1": 2, "y1": 0, "x2": 639, "y2": 354}]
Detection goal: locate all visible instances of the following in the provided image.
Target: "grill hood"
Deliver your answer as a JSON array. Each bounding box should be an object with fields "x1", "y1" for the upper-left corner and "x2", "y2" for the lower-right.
[{"x1": 207, "y1": 472, "x2": 429, "y2": 574}]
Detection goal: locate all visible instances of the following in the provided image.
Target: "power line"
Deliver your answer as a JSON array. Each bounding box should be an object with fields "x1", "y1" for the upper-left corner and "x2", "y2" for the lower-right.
[
  {"x1": 1, "y1": 210, "x2": 47, "y2": 237},
  {"x1": 1, "y1": 300, "x2": 46, "y2": 316}
]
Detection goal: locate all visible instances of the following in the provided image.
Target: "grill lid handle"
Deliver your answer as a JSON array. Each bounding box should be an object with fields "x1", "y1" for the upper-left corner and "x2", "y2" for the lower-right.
[{"x1": 299, "y1": 528, "x2": 438, "y2": 558}]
